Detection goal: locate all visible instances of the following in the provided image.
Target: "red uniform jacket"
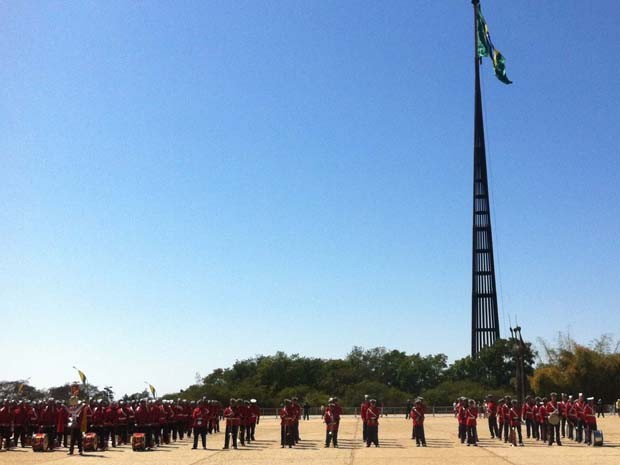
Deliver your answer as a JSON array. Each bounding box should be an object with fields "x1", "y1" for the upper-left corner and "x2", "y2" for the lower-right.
[
  {"x1": 546, "y1": 400, "x2": 559, "y2": 417},
  {"x1": 13, "y1": 405, "x2": 27, "y2": 426},
  {"x1": 291, "y1": 403, "x2": 301, "y2": 422},
  {"x1": 487, "y1": 401, "x2": 497, "y2": 417},
  {"x1": 360, "y1": 402, "x2": 369, "y2": 421},
  {"x1": 411, "y1": 406, "x2": 425, "y2": 426},
  {"x1": 238, "y1": 404, "x2": 249, "y2": 426},
  {"x1": 116, "y1": 407, "x2": 128, "y2": 425},
  {"x1": 224, "y1": 406, "x2": 240, "y2": 426},
  {"x1": 0, "y1": 406, "x2": 12, "y2": 426},
  {"x1": 466, "y1": 407, "x2": 478, "y2": 427},
  {"x1": 457, "y1": 405, "x2": 467, "y2": 425},
  {"x1": 57, "y1": 407, "x2": 68, "y2": 433},
  {"x1": 134, "y1": 405, "x2": 150, "y2": 425},
  {"x1": 27, "y1": 405, "x2": 38, "y2": 426},
  {"x1": 249, "y1": 404, "x2": 260, "y2": 424},
  {"x1": 583, "y1": 404, "x2": 596, "y2": 425},
  {"x1": 92, "y1": 406, "x2": 105, "y2": 426},
  {"x1": 365, "y1": 405, "x2": 380, "y2": 426},
  {"x1": 509, "y1": 406, "x2": 521, "y2": 427},
  {"x1": 522, "y1": 403, "x2": 534, "y2": 420},
  {"x1": 567, "y1": 401, "x2": 578, "y2": 421},
  {"x1": 537, "y1": 404, "x2": 548, "y2": 423},
  {"x1": 279, "y1": 406, "x2": 295, "y2": 426},
  {"x1": 192, "y1": 407, "x2": 210, "y2": 428},
  {"x1": 324, "y1": 407, "x2": 338, "y2": 431},
  {"x1": 499, "y1": 403, "x2": 510, "y2": 420},
  {"x1": 40, "y1": 406, "x2": 59, "y2": 427},
  {"x1": 104, "y1": 406, "x2": 117, "y2": 426}
]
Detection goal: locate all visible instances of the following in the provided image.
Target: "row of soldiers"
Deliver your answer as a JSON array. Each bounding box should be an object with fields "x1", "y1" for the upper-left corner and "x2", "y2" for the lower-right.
[
  {"x1": 0, "y1": 396, "x2": 261, "y2": 454},
  {"x1": 456, "y1": 392, "x2": 601, "y2": 447}
]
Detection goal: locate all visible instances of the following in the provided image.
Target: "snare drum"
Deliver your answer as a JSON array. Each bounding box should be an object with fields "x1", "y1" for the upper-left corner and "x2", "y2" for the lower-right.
[
  {"x1": 32, "y1": 433, "x2": 49, "y2": 452},
  {"x1": 83, "y1": 432, "x2": 98, "y2": 452},
  {"x1": 548, "y1": 412, "x2": 560, "y2": 426},
  {"x1": 593, "y1": 430, "x2": 604, "y2": 446},
  {"x1": 132, "y1": 433, "x2": 146, "y2": 451}
]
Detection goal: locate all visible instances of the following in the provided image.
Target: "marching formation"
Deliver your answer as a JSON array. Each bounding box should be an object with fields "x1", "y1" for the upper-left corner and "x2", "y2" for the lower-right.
[
  {"x1": 456, "y1": 392, "x2": 604, "y2": 447},
  {"x1": 0, "y1": 395, "x2": 260, "y2": 455},
  {"x1": 0, "y1": 390, "x2": 611, "y2": 456}
]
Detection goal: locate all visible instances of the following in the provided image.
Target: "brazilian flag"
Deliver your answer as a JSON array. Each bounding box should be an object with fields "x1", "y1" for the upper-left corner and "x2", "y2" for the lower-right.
[
  {"x1": 492, "y1": 49, "x2": 512, "y2": 84},
  {"x1": 476, "y1": 9, "x2": 492, "y2": 58},
  {"x1": 476, "y1": 7, "x2": 512, "y2": 85}
]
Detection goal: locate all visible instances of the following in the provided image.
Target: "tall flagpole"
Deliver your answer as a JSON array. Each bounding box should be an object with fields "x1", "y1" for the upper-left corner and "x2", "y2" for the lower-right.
[{"x1": 471, "y1": 0, "x2": 500, "y2": 357}]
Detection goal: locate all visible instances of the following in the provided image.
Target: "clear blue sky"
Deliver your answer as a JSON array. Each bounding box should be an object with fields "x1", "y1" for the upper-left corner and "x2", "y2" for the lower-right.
[{"x1": 1, "y1": 0, "x2": 618, "y2": 397}]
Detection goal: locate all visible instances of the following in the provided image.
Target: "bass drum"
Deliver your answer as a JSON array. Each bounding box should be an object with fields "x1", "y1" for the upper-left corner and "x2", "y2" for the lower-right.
[
  {"x1": 83, "y1": 432, "x2": 98, "y2": 452},
  {"x1": 593, "y1": 430, "x2": 604, "y2": 446},
  {"x1": 32, "y1": 433, "x2": 49, "y2": 452},
  {"x1": 132, "y1": 433, "x2": 146, "y2": 451}
]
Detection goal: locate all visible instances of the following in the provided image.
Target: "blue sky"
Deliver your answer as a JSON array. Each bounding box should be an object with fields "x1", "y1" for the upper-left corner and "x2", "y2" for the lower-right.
[{"x1": 1, "y1": 0, "x2": 618, "y2": 397}]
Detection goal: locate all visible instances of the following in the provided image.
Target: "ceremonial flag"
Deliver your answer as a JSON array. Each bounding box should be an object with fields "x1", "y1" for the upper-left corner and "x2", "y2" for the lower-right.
[
  {"x1": 476, "y1": 9, "x2": 492, "y2": 58},
  {"x1": 492, "y1": 49, "x2": 512, "y2": 85},
  {"x1": 476, "y1": 6, "x2": 512, "y2": 85},
  {"x1": 149, "y1": 384, "x2": 156, "y2": 397},
  {"x1": 18, "y1": 383, "x2": 25, "y2": 394},
  {"x1": 73, "y1": 366, "x2": 87, "y2": 384}
]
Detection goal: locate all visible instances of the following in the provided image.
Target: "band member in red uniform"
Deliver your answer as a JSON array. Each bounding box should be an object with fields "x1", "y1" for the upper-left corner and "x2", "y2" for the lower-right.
[
  {"x1": 411, "y1": 399, "x2": 426, "y2": 447},
  {"x1": 559, "y1": 393, "x2": 568, "y2": 438},
  {"x1": 41, "y1": 398, "x2": 59, "y2": 450},
  {"x1": 546, "y1": 392, "x2": 562, "y2": 446},
  {"x1": 279, "y1": 399, "x2": 295, "y2": 448},
  {"x1": 486, "y1": 395, "x2": 500, "y2": 439},
  {"x1": 91, "y1": 400, "x2": 105, "y2": 450},
  {"x1": 324, "y1": 401, "x2": 339, "y2": 447},
  {"x1": 116, "y1": 401, "x2": 128, "y2": 445},
  {"x1": 456, "y1": 398, "x2": 467, "y2": 443},
  {"x1": 103, "y1": 401, "x2": 118, "y2": 449},
  {"x1": 583, "y1": 397, "x2": 597, "y2": 446},
  {"x1": 509, "y1": 399, "x2": 524, "y2": 446},
  {"x1": 191, "y1": 400, "x2": 209, "y2": 449},
  {"x1": 134, "y1": 399, "x2": 154, "y2": 450},
  {"x1": 248, "y1": 399, "x2": 260, "y2": 441},
  {"x1": 574, "y1": 393, "x2": 585, "y2": 443},
  {"x1": 12, "y1": 400, "x2": 27, "y2": 448},
  {"x1": 365, "y1": 399, "x2": 380, "y2": 447},
  {"x1": 291, "y1": 397, "x2": 302, "y2": 443},
  {"x1": 0, "y1": 399, "x2": 12, "y2": 450},
  {"x1": 56, "y1": 400, "x2": 69, "y2": 448},
  {"x1": 223, "y1": 399, "x2": 240, "y2": 450},
  {"x1": 172, "y1": 399, "x2": 183, "y2": 440},
  {"x1": 522, "y1": 396, "x2": 536, "y2": 439},
  {"x1": 26, "y1": 400, "x2": 38, "y2": 440},
  {"x1": 466, "y1": 399, "x2": 478, "y2": 446},
  {"x1": 500, "y1": 396, "x2": 511, "y2": 442},
  {"x1": 185, "y1": 401, "x2": 194, "y2": 438},
  {"x1": 360, "y1": 395, "x2": 369, "y2": 442},
  {"x1": 237, "y1": 399, "x2": 248, "y2": 446},
  {"x1": 567, "y1": 395, "x2": 577, "y2": 440},
  {"x1": 538, "y1": 398, "x2": 548, "y2": 442},
  {"x1": 67, "y1": 401, "x2": 88, "y2": 456}
]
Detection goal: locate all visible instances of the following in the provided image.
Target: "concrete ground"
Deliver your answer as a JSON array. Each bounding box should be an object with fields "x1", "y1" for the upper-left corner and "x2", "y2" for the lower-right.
[{"x1": 1, "y1": 414, "x2": 619, "y2": 465}]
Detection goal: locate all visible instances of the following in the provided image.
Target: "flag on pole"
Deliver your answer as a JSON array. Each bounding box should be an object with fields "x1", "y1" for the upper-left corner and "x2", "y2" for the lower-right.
[
  {"x1": 476, "y1": 6, "x2": 512, "y2": 84},
  {"x1": 18, "y1": 383, "x2": 25, "y2": 394},
  {"x1": 73, "y1": 366, "x2": 87, "y2": 384},
  {"x1": 492, "y1": 49, "x2": 512, "y2": 84},
  {"x1": 149, "y1": 384, "x2": 156, "y2": 397},
  {"x1": 476, "y1": 9, "x2": 492, "y2": 58}
]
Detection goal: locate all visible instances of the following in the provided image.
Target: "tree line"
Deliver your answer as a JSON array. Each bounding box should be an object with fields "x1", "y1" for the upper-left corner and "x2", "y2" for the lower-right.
[{"x1": 3, "y1": 334, "x2": 617, "y2": 406}]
